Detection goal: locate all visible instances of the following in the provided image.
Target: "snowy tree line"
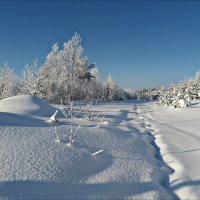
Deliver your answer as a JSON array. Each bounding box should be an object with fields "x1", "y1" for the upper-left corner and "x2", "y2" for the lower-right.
[
  {"x1": 124, "y1": 87, "x2": 161, "y2": 101},
  {"x1": 125, "y1": 69, "x2": 200, "y2": 108},
  {"x1": 157, "y1": 72, "x2": 200, "y2": 108},
  {"x1": 0, "y1": 33, "x2": 126, "y2": 102},
  {"x1": 134, "y1": 70, "x2": 200, "y2": 108}
]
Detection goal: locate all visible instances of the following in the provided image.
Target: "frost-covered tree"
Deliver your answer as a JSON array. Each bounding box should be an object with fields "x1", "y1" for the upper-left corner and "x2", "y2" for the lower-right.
[
  {"x1": 104, "y1": 74, "x2": 115, "y2": 100},
  {"x1": 91, "y1": 66, "x2": 100, "y2": 82},
  {"x1": 20, "y1": 60, "x2": 42, "y2": 96},
  {"x1": 0, "y1": 63, "x2": 18, "y2": 99},
  {"x1": 88, "y1": 66, "x2": 104, "y2": 100},
  {"x1": 103, "y1": 74, "x2": 124, "y2": 101},
  {"x1": 124, "y1": 88, "x2": 138, "y2": 99},
  {"x1": 31, "y1": 33, "x2": 127, "y2": 103},
  {"x1": 62, "y1": 33, "x2": 90, "y2": 101},
  {"x1": 39, "y1": 33, "x2": 99, "y2": 102},
  {"x1": 39, "y1": 43, "x2": 65, "y2": 102}
]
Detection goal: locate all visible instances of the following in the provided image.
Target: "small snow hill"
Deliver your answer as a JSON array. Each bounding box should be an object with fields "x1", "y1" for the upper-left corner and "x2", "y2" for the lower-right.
[{"x1": 0, "y1": 95, "x2": 57, "y2": 126}]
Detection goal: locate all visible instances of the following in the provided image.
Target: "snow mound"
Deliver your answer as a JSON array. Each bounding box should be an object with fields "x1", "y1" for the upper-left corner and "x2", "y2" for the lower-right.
[{"x1": 0, "y1": 95, "x2": 57, "y2": 117}]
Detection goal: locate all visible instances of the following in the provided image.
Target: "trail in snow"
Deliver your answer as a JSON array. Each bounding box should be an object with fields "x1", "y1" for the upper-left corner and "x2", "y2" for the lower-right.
[
  {"x1": 0, "y1": 96, "x2": 177, "y2": 199},
  {"x1": 138, "y1": 100, "x2": 200, "y2": 199},
  {"x1": 88, "y1": 102, "x2": 177, "y2": 199}
]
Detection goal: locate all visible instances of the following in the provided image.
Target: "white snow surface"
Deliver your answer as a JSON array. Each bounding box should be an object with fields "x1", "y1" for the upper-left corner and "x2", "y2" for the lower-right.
[
  {"x1": 0, "y1": 95, "x2": 178, "y2": 199},
  {"x1": 138, "y1": 100, "x2": 200, "y2": 199}
]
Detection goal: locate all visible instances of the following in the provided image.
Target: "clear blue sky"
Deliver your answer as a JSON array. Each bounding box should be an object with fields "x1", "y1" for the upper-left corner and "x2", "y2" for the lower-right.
[{"x1": 1, "y1": 1, "x2": 200, "y2": 89}]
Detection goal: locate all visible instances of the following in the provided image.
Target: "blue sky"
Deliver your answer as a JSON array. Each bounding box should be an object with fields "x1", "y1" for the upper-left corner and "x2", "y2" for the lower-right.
[{"x1": 1, "y1": 1, "x2": 200, "y2": 89}]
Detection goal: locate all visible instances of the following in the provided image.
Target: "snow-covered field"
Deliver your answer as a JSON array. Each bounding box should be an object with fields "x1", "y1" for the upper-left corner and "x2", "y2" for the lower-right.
[{"x1": 0, "y1": 95, "x2": 199, "y2": 199}]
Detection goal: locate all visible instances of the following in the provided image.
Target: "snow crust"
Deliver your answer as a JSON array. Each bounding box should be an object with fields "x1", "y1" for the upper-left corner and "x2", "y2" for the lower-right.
[{"x1": 0, "y1": 96, "x2": 176, "y2": 199}]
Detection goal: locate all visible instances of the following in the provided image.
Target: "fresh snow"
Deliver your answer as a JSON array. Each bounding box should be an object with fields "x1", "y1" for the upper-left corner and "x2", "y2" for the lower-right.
[{"x1": 0, "y1": 95, "x2": 198, "y2": 199}]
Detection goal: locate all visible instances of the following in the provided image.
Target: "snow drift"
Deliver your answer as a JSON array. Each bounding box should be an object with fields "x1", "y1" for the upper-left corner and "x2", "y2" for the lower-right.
[
  {"x1": 0, "y1": 95, "x2": 56, "y2": 117},
  {"x1": 0, "y1": 95, "x2": 57, "y2": 126}
]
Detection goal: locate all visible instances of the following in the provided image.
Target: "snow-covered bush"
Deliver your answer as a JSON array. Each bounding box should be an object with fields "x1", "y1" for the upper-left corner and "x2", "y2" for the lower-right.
[
  {"x1": 58, "y1": 99, "x2": 105, "y2": 144},
  {"x1": 59, "y1": 100, "x2": 90, "y2": 144}
]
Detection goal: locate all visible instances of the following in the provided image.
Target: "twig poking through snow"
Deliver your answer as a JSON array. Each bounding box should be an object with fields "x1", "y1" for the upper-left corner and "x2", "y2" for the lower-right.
[
  {"x1": 59, "y1": 100, "x2": 92, "y2": 144},
  {"x1": 49, "y1": 111, "x2": 60, "y2": 142},
  {"x1": 50, "y1": 110, "x2": 59, "y2": 123},
  {"x1": 92, "y1": 149, "x2": 103, "y2": 156}
]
